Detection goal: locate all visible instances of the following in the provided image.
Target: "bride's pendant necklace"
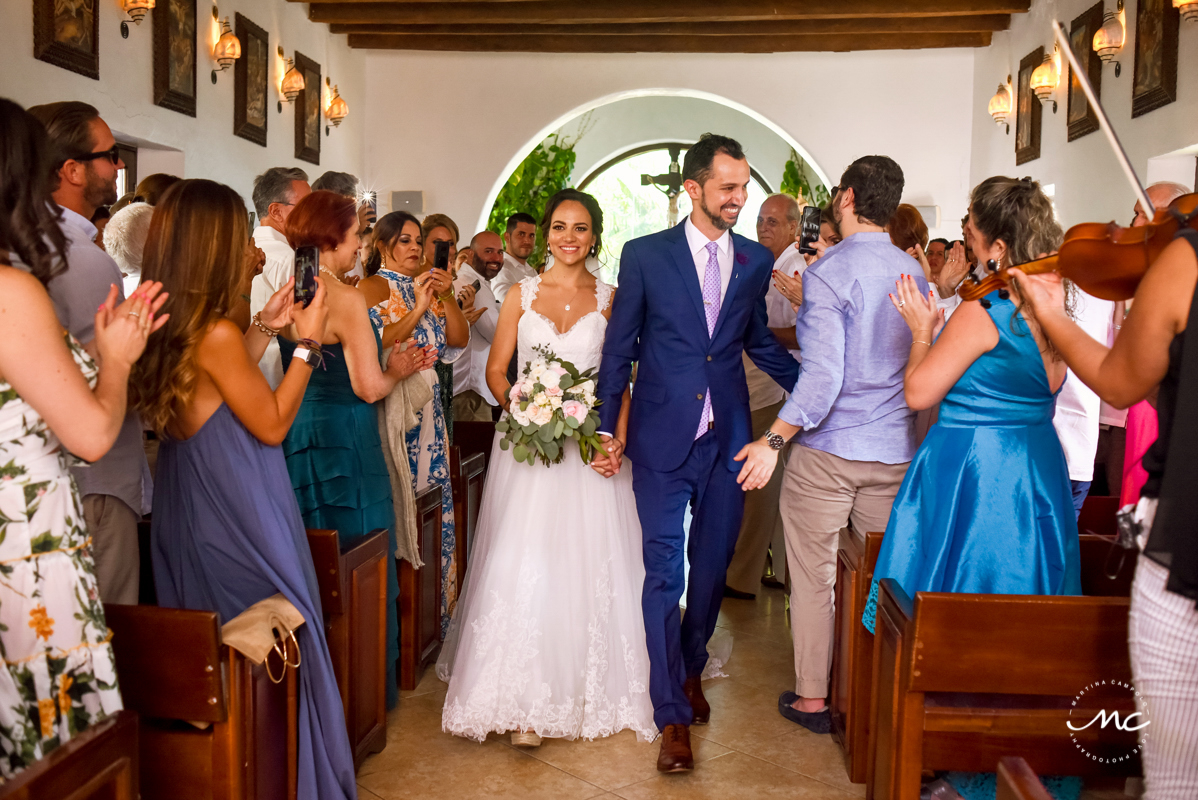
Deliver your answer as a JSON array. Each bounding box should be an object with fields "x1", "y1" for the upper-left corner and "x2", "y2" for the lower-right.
[{"x1": 563, "y1": 285, "x2": 584, "y2": 312}]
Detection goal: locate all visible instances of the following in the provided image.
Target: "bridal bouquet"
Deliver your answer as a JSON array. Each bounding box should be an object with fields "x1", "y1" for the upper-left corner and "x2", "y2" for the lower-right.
[{"x1": 496, "y1": 346, "x2": 606, "y2": 467}]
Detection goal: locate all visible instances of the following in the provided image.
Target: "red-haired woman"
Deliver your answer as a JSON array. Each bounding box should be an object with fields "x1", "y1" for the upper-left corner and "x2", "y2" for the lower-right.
[{"x1": 279, "y1": 190, "x2": 435, "y2": 708}]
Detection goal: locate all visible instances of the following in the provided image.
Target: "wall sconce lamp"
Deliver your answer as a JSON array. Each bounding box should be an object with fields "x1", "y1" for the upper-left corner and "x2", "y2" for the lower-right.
[
  {"x1": 1030, "y1": 45, "x2": 1060, "y2": 113},
  {"x1": 210, "y1": 12, "x2": 240, "y2": 84},
  {"x1": 988, "y1": 77, "x2": 1012, "y2": 134},
  {"x1": 120, "y1": 0, "x2": 154, "y2": 38},
  {"x1": 1094, "y1": 0, "x2": 1126, "y2": 77},
  {"x1": 1175, "y1": 0, "x2": 1198, "y2": 22},
  {"x1": 325, "y1": 78, "x2": 348, "y2": 135},
  {"x1": 278, "y1": 47, "x2": 305, "y2": 113}
]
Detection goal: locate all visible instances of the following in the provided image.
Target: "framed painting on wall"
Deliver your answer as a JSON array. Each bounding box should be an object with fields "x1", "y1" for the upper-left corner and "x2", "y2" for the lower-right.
[
  {"x1": 234, "y1": 13, "x2": 269, "y2": 146},
  {"x1": 33, "y1": 0, "x2": 100, "y2": 79},
  {"x1": 293, "y1": 52, "x2": 322, "y2": 165},
  {"x1": 1015, "y1": 47, "x2": 1043, "y2": 166},
  {"x1": 154, "y1": 0, "x2": 198, "y2": 116},
  {"x1": 1067, "y1": 2, "x2": 1104, "y2": 141},
  {"x1": 1132, "y1": 0, "x2": 1179, "y2": 118}
]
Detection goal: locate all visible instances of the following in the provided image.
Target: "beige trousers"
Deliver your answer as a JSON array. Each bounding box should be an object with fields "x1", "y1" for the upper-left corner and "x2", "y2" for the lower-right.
[
  {"x1": 83, "y1": 494, "x2": 140, "y2": 605},
  {"x1": 452, "y1": 390, "x2": 494, "y2": 422},
  {"x1": 725, "y1": 400, "x2": 787, "y2": 594},
  {"x1": 781, "y1": 445, "x2": 908, "y2": 699}
]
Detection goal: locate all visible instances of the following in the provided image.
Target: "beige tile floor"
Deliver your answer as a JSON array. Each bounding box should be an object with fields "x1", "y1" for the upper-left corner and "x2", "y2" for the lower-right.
[
  {"x1": 357, "y1": 585, "x2": 1133, "y2": 800},
  {"x1": 358, "y1": 585, "x2": 866, "y2": 800}
]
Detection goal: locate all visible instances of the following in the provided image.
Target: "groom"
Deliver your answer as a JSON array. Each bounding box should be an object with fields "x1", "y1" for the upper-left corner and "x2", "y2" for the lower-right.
[{"x1": 596, "y1": 134, "x2": 799, "y2": 772}]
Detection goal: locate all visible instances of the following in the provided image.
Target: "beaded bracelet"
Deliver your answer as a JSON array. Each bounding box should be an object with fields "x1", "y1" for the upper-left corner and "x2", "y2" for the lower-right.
[{"x1": 252, "y1": 313, "x2": 280, "y2": 337}]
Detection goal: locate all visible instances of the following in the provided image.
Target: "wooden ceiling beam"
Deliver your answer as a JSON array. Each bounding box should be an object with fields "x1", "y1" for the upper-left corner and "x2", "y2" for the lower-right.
[
  {"x1": 330, "y1": 15, "x2": 1011, "y2": 35},
  {"x1": 345, "y1": 31, "x2": 992, "y2": 51},
  {"x1": 310, "y1": 1, "x2": 1027, "y2": 25}
]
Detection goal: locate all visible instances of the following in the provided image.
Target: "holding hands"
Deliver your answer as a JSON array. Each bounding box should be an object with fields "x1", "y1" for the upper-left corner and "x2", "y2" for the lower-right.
[
  {"x1": 94, "y1": 281, "x2": 170, "y2": 371},
  {"x1": 590, "y1": 434, "x2": 625, "y2": 478},
  {"x1": 937, "y1": 241, "x2": 971, "y2": 297}
]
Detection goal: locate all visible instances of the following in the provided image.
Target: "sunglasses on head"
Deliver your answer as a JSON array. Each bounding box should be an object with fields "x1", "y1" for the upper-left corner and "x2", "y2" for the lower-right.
[{"x1": 72, "y1": 145, "x2": 120, "y2": 166}]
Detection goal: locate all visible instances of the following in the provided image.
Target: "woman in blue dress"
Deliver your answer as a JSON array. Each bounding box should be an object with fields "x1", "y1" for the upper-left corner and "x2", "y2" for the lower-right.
[
  {"x1": 360, "y1": 211, "x2": 470, "y2": 637},
  {"x1": 276, "y1": 191, "x2": 434, "y2": 709},
  {"x1": 130, "y1": 180, "x2": 356, "y2": 800},
  {"x1": 864, "y1": 176, "x2": 1082, "y2": 628},
  {"x1": 862, "y1": 176, "x2": 1082, "y2": 800}
]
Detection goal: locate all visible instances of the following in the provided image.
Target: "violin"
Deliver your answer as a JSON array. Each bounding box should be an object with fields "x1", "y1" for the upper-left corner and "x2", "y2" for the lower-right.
[
  {"x1": 957, "y1": 20, "x2": 1197, "y2": 306},
  {"x1": 958, "y1": 192, "x2": 1198, "y2": 303}
]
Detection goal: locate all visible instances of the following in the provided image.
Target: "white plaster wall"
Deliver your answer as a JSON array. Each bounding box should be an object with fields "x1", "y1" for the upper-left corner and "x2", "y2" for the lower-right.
[
  {"x1": 556, "y1": 95, "x2": 796, "y2": 191},
  {"x1": 0, "y1": 0, "x2": 366, "y2": 206},
  {"x1": 364, "y1": 48, "x2": 977, "y2": 242},
  {"x1": 970, "y1": 0, "x2": 1198, "y2": 228}
]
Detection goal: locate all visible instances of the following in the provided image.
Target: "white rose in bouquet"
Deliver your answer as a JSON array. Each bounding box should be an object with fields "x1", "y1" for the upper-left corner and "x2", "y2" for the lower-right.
[{"x1": 530, "y1": 404, "x2": 554, "y2": 426}]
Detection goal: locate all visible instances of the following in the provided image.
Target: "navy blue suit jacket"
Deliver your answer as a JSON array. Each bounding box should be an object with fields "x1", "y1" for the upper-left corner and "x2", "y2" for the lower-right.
[{"x1": 597, "y1": 222, "x2": 800, "y2": 474}]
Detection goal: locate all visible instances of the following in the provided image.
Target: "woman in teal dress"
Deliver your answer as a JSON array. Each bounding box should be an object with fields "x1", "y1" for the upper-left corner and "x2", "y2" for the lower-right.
[
  {"x1": 862, "y1": 176, "x2": 1082, "y2": 800},
  {"x1": 361, "y1": 211, "x2": 470, "y2": 638},
  {"x1": 277, "y1": 191, "x2": 432, "y2": 708}
]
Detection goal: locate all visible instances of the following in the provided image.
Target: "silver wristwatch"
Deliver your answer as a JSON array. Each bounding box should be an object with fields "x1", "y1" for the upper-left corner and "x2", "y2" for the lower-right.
[{"x1": 763, "y1": 430, "x2": 786, "y2": 451}]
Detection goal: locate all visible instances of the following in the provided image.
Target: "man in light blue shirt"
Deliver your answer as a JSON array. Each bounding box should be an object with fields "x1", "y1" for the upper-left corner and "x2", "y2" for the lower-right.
[{"x1": 735, "y1": 155, "x2": 925, "y2": 734}]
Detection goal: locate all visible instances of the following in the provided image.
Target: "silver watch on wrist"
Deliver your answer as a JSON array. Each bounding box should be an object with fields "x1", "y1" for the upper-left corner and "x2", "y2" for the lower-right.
[{"x1": 763, "y1": 430, "x2": 786, "y2": 451}]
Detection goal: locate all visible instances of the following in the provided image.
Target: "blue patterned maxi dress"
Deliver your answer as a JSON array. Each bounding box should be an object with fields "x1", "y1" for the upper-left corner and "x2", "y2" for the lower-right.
[{"x1": 370, "y1": 269, "x2": 464, "y2": 637}]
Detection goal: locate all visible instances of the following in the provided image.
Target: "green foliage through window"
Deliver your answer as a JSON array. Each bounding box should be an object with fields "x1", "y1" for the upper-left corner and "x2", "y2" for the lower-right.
[
  {"x1": 779, "y1": 148, "x2": 830, "y2": 209},
  {"x1": 486, "y1": 132, "x2": 581, "y2": 267}
]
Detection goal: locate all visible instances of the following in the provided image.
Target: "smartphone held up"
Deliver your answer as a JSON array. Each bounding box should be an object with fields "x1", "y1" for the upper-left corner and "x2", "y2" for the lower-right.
[{"x1": 294, "y1": 245, "x2": 319, "y2": 308}]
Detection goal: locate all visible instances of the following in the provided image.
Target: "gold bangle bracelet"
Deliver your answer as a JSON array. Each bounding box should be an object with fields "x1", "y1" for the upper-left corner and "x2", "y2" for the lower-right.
[{"x1": 912, "y1": 340, "x2": 932, "y2": 347}]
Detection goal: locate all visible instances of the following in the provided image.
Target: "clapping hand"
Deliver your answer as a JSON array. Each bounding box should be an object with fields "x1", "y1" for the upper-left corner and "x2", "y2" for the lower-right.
[
  {"x1": 889, "y1": 274, "x2": 941, "y2": 336},
  {"x1": 94, "y1": 281, "x2": 170, "y2": 370},
  {"x1": 937, "y1": 241, "x2": 971, "y2": 297},
  {"x1": 386, "y1": 338, "x2": 437, "y2": 379},
  {"x1": 772, "y1": 269, "x2": 803, "y2": 311},
  {"x1": 906, "y1": 243, "x2": 933, "y2": 284}
]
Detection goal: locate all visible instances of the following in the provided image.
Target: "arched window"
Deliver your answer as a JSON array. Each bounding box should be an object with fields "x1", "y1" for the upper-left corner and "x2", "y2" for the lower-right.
[{"x1": 577, "y1": 144, "x2": 773, "y2": 284}]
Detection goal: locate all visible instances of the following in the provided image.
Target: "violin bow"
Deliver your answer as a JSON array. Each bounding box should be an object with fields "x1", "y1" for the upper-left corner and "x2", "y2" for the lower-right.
[{"x1": 1052, "y1": 20, "x2": 1154, "y2": 217}]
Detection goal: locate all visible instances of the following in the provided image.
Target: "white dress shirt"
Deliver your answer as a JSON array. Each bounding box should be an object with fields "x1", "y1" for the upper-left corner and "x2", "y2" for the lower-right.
[
  {"x1": 452, "y1": 263, "x2": 500, "y2": 405},
  {"x1": 250, "y1": 226, "x2": 295, "y2": 389},
  {"x1": 683, "y1": 217, "x2": 733, "y2": 303},
  {"x1": 491, "y1": 252, "x2": 538, "y2": 305},
  {"x1": 1053, "y1": 290, "x2": 1115, "y2": 482},
  {"x1": 745, "y1": 245, "x2": 803, "y2": 411}
]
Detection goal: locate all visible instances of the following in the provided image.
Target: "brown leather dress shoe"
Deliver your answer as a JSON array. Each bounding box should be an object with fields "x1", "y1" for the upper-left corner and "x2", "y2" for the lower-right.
[
  {"x1": 656, "y1": 724, "x2": 694, "y2": 773},
  {"x1": 684, "y1": 675, "x2": 710, "y2": 725}
]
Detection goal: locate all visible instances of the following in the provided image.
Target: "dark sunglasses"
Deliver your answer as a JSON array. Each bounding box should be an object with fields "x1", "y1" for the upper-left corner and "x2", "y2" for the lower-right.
[{"x1": 72, "y1": 145, "x2": 121, "y2": 166}]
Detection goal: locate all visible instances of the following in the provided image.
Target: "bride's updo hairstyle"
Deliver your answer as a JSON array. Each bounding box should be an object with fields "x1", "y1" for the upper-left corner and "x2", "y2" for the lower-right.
[
  {"x1": 541, "y1": 188, "x2": 605, "y2": 259},
  {"x1": 968, "y1": 176, "x2": 1062, "y2": 269},
  {"x1": 131, "y1": 178, "x2": 247, "y2": 433}
]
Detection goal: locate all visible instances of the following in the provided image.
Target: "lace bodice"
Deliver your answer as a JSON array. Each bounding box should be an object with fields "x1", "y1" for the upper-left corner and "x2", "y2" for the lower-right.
[{"x1": 516, "y1": 275, "x2": 613, "y2": 372}]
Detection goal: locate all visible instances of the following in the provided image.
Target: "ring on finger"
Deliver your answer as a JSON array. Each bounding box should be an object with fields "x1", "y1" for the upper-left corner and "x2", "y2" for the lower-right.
[{"x1": 898, "y1": 300, "x2": 906, "y2": 308}]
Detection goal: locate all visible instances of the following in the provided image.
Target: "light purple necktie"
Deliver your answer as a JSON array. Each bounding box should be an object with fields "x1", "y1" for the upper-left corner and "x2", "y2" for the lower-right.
[{"x1": 696, "y1": 241, "x2": 720, "y2": 439}]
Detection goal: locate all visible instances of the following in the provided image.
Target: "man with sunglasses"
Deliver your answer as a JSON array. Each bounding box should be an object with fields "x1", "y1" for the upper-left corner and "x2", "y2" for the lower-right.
[{"x1": 27, "y1": 101, "x2": 146, "y2": 608}]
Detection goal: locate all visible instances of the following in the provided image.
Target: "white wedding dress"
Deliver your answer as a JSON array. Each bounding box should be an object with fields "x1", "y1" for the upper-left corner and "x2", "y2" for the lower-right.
[{"x1": 437, "y1": 275, "x2": 658, "y2": 743}]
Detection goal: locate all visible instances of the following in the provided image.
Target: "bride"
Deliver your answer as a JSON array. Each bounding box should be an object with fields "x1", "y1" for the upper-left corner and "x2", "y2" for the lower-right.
[{"x1": 437, "y1": 189, "x2": 657, "y2": 746}]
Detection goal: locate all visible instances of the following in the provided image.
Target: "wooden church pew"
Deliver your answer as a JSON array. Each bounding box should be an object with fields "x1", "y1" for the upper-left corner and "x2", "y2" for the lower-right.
[
  {"x1": 831, "y1": 527, "x2": 884, "y2": 783},
  {"x1": 105, "y1": 604, "x2": 298, "y2": 800},
  {"x1": 0, "y1": 709, "x2": 139, "y2": 800},
  {"x1": 833, "y1": 491, "x2": 1130, "y2": 784},
  {"x1": 398, "y1": 485, "x2": 445, "y2": 690},
  {"x1": 866, "y1": 579, "x2": 1140, "y2": 800},
  {"x1": 996, "y1": 757, "x2": 1055, "y2": 800},
  {"x1": 306, "y1": 528, "x2": 388, "y2": 771},
  {"x1": 450, "y1": 447, "x2": 487, "y2": 595}
]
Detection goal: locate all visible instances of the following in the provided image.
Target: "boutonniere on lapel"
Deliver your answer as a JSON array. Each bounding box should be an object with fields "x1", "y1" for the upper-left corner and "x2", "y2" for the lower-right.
[{"x1": 736, "y1": 253, "x2": 749, "y2": 266}]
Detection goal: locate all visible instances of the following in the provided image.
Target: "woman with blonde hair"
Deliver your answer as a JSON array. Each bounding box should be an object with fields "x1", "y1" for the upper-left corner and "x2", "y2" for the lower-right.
[{"x1": 130, "y1": 179, "x2": 356, "y2": 800}]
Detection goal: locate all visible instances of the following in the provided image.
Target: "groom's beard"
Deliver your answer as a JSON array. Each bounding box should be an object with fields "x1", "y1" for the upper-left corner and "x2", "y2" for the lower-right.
[{"x1": 698, "y1": 193, "x2": 740, "y2": 232}]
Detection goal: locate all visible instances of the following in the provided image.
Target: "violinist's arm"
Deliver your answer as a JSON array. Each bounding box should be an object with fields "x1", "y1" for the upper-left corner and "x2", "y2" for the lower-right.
[{"x1": 1012, "y1": 238, "x2": 1196, "y2": 408}]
